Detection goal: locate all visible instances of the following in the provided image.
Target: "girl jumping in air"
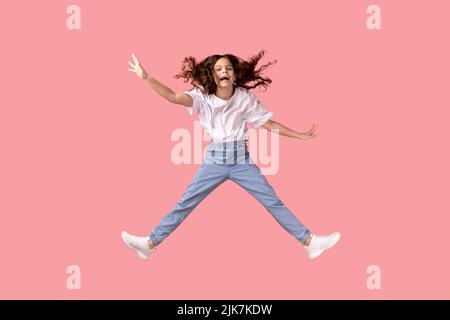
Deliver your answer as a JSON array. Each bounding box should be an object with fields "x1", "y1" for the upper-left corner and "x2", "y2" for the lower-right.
[{"x1": 122, "y1": 50, "x2": 340, "y2": 261}]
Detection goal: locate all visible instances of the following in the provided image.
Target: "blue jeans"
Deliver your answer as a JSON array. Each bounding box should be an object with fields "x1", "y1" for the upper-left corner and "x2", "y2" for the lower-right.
[{"x1": 149, "y1": 140, "x2": 311, "y2": 245}]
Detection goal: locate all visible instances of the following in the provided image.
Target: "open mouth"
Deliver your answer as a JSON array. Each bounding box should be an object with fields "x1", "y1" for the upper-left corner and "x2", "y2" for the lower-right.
[{"x1": 220, "y1": 76, "x2": 230, "y2": 81}]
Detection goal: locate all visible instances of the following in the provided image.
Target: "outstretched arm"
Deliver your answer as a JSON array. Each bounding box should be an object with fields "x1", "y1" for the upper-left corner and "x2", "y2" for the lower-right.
[
  {"x1": 127, "y1": 53, "x2": 193, "y2": 107},
  {"x1": 262, "y1": 119, "x2": 317, "y2": 140}
]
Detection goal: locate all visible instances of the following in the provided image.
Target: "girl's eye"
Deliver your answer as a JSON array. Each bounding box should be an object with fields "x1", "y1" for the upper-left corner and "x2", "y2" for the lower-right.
[{"x1": 215, "y1": 67, "x2": 233, "y2": 71}]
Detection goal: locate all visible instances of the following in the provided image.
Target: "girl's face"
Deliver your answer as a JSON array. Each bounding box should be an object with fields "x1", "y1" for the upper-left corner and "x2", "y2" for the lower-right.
[{"x1": 213, "y1": 57, "x2": 235, "y2": 89}]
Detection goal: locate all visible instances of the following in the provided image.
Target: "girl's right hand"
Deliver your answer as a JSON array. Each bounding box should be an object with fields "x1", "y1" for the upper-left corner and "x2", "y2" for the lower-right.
[{"x1": 128, "y1": 53, "x2": 148, "y2": 80}]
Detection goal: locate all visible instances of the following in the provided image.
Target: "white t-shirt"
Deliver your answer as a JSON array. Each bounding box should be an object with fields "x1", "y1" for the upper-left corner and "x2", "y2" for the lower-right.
[{"x1": 184, "y1": 86, "x2": 273, "y2": 142}]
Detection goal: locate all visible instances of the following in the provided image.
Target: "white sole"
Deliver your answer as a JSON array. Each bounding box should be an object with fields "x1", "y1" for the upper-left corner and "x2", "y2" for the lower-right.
[
  {"x1": 308, "y1": 249, "x2": 324, "y2": 260},
  {"x1": 136, "y1": 251, "x2": 149, "y2": 260}
]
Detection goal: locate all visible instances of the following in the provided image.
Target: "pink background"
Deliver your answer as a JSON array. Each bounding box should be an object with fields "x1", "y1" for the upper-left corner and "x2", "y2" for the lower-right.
[{"x1": 1, "y1": 0, "x2": 449, "y2": 299}]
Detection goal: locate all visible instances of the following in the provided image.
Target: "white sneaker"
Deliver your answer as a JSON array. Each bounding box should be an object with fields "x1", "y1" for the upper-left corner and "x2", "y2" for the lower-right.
[
  {"x1": 121, "y1": 231, "x2": 155, "y2": 261},
  {"x1": 304, "y1": 232, "x2": 341, "y2": 259}
]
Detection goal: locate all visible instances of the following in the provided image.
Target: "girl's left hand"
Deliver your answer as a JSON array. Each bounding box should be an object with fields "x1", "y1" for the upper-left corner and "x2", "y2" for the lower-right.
[
  {"x1": 299, "y1": 124, "x2": 318, "y2": 140},
  {"x1": 128, "y1": 53, "x2": 149, "y2": 80}
]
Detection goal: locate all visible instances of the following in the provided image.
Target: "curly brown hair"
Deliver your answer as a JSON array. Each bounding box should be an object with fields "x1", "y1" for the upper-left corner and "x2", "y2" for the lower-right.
[{"x1": 174, "y1": 50, "x2": 277, "y2": 94}]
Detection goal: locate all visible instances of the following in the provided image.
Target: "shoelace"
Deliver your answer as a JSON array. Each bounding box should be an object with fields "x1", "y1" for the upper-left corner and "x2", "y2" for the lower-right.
[{"x1": 311, "y1": 235, "x2": 328, "y2": 248}]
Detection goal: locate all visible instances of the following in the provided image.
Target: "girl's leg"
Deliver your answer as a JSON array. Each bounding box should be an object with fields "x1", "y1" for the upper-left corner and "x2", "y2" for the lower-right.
[
  {"x1": 229, "y1": 163, "x2": 311, "y2": 244},
  {"x1": 148, "y1": 163, "x2": 229, "y2": 246}
]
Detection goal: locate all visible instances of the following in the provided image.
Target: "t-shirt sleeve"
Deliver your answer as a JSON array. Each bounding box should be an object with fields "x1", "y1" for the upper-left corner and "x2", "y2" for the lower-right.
[
  {"x1": 183, "y1": 87, "x2": 205, "y2": 116},
  {"x1": 242, "y1": 92, "x2": 273, "y2": 128}
]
